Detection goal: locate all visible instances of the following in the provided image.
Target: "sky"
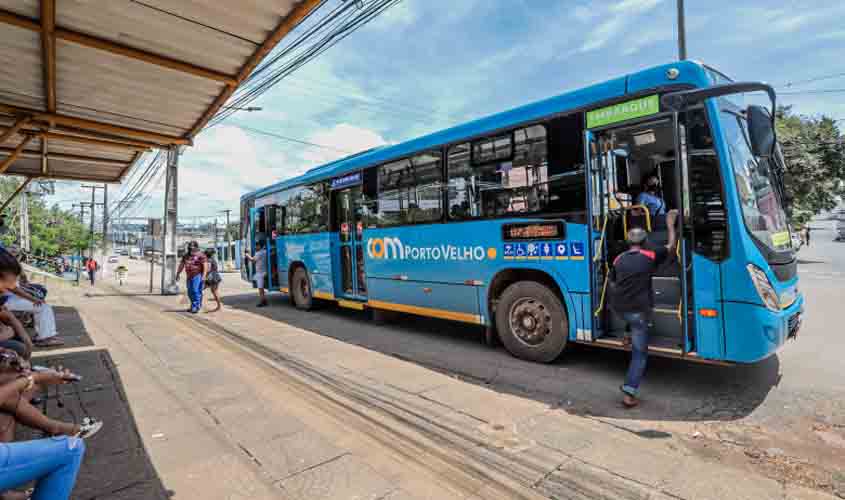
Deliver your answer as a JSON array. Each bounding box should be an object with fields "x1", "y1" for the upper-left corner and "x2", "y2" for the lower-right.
[{"x1": 47, "y1": 0, "x2": 845, "y2": 221}]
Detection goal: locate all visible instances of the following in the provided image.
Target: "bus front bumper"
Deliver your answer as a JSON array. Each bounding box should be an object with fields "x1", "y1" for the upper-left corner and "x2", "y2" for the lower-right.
[{"x1": 723, "y1": 295, "x2": 804, "y2": 364}]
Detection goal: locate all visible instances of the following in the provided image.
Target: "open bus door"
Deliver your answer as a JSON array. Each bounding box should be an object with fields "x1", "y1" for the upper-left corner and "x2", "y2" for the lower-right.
[
  {"x1": 584, "y1": 107, "x2": 693, "y2": 354},
  {"x1": 331, "y1": 186, "x2": 367, "y2": 301}
]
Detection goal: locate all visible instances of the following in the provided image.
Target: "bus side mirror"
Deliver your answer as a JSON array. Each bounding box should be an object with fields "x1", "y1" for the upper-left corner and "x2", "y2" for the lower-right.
[{"x1": 747, "y1": 105, "x2": 774, "y2": 158}]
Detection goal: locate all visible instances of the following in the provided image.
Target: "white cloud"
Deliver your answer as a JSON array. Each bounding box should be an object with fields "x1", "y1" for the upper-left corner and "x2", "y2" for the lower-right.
[
  {"x1": 578, "y1": 0, "x2": 665, "y2": 53},
  {"x1": 300, "y1": 123, "x2": 389, "y2": 166}
]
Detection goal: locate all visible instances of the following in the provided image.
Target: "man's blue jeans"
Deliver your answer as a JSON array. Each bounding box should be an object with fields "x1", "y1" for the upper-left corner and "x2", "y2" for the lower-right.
[
  {"x1": 187, "y1": 274, "x2": 203, "y2": 312},
  {"x1": 621, "y1": 312, "x2": 650, "y2": 397},
  {"x1": 0, "y1": 436, "x2": 85, "y2": 500}
]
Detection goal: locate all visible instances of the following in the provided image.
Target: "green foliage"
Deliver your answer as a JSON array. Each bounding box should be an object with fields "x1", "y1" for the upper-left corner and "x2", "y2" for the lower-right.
[
  {"x1": 777, "y1": 106, "x2": 845, "y2": 225},
  {"x1": 0, "y1": 177, "x2": 96, "y2": 256}
]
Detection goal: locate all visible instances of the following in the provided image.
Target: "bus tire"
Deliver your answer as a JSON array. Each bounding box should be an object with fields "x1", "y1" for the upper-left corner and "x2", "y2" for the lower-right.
[
  {"x1": 495, "y1": 281, "x2": 567, "y2": 363},
  {"x1": 291, "y1": 267, "x2": 313, "y2": 311}
]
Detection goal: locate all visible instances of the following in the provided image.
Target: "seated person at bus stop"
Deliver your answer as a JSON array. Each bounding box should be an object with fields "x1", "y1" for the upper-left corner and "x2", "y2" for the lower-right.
[
  {"x1": 175, "y1": 241, "x2": 208, "y2": 314},
  {"x1": 636, "y1": 174, "x2": 667, "y2": 220},
  {"x1": 0, "y1": 247, "x2": 62, "y2": 348},
  {"x1": 609, "y1": 209, "x2": 678, "y2": 408}
]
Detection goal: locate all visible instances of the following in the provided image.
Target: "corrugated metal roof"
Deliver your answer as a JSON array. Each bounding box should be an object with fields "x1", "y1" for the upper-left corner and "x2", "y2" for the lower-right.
[{"x1": 0, "y1": 0, "x2": 321, "y2": 183}]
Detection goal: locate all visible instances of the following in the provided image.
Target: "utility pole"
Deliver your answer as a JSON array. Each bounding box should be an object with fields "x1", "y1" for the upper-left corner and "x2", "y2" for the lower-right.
[
  {"x1": 102, "y1": 183, "x2": 109, "y2": 255},
  {"x1": 220, "y1": 209, "x2": 232, "y2": 269},
  {"x1": 72, "y1": 202, "x2": 90, "y2": 284},
  {"x1": 213, "y1": 216, "x2": 219, "y2": 251},
  {"x1": 19, "y1": 191, "x2": 29, "y2": 253},
  {"x1": 82, "y1": 185, "x2": 105, "y2": 259},
  {"x1": 677, "y1": 0, "x2": 687, "y2": 60}
]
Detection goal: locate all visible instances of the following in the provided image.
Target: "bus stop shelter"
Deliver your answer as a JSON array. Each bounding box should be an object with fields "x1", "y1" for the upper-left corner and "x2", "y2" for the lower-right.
[{"x1": 0, "y1": 0, "x2": 321, "y2": 201}]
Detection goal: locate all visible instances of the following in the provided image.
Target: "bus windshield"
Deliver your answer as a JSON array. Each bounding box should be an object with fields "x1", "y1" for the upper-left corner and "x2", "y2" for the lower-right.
[{"x1": 718, "y1": 104, "x2": 791, "y2": 253}]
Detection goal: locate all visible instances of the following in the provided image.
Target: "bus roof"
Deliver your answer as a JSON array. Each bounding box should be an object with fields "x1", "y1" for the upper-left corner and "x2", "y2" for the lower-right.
[{"x1": 243, "y1": 60, "x2": 715, "y2": 201}]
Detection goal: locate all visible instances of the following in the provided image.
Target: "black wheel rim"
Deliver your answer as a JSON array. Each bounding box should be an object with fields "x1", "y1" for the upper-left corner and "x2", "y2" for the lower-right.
[
  {"x1": 508, "y1": 297, "x2": 552, "y2": 347},
  {"x1": 299, "y1": 276, "x2": 310, "y2": 301}
]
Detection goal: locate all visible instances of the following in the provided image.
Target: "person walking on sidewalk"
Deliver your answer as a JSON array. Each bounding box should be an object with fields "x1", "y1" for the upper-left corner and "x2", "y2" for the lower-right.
[
  {"x1": 204, "y1": 248, "x2": 223, "y2": 312},
  {"x1": 609, "y1": 209, "x2": 678, "y2": 408},
  {"x1": 243, "y1": 242, "x2": 268, "y2": 308},
  {"x1": 85, "y1": 258, "x2": 98, "y2": 286},
  {"x1": 175, "y1": 241, "x2": 208, "y2": 314}
]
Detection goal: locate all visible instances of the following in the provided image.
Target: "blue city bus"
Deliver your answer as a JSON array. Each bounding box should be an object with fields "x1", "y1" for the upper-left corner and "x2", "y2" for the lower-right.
[{"x1": 241, "y1": 61, "x2": 803, "y2": 364}]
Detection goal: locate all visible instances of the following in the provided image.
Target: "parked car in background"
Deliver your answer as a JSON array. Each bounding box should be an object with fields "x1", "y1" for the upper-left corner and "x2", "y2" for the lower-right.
[
  {"x1": 108, "y1": 255, "x2": 120, "y2": 264},
  {"x1": 836, "y1": 219, "x2": 845, "y2": 241}
]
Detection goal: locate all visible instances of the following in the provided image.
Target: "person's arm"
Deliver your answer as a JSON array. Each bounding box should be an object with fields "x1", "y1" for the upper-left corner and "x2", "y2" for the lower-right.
[
  {"x1": 176, "y1": 259, "x2": 185, "y2": 279},
  {"x1": 202, "y1": 259, "x2": 209, "y2": 281},
  {"x1": 11, "y1": 286, "x2": 43, "y2": 306},
  {"x1": 0, "y1": 307, "x2": 32, "y2": 357},
  {"x1": 665, "y1": 209, "x2": 679, "y2": 251},
  {"x1": 243, "y1": 252, "x2": 254, "y2": 263}
]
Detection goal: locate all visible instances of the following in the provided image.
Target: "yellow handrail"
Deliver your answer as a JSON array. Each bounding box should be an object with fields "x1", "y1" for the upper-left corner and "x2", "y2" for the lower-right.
[
  {"x1": 593, "y1": 213, "x2": 609, "y2": 263},
  {"x1": 622, "y1": 204, "x2": 652, "y2": 235}
]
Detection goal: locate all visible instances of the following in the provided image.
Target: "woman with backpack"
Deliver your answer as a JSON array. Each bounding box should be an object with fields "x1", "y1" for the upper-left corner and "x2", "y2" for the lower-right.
[{"x1": 204, "y1": 248, "x2": 223, "y2": 312}]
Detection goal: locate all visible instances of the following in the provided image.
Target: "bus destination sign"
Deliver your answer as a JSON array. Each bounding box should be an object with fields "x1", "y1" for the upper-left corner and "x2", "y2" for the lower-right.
[
  {"x1": 502, "y1": 222, "x2": 565, "y2": 241},
  {"x1": 330, "y1": 172, "x2": 362, "y2": 190},
  {"x1": 586, "y1": 94, "x2": 659, "y2": 129}
]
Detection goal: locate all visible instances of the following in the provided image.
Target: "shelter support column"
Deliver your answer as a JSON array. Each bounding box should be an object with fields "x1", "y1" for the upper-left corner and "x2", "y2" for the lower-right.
[{"x1": 161, "y1": 146, "x2": 179, "y2": 295}]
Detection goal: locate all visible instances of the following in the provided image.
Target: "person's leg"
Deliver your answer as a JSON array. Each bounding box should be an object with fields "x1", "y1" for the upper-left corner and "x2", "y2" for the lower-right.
[
  {"x1": 3, "y1": 398, "x2": 78, "y2": 436},
  {"x1": 0, "y1": 411, "x2": 16, "y2": 442},
  {"x1": 257, "y1": 288, "x2": 267, "y2": 306},
  {"x1": 621, "y1": 312, "x2": 649, "y2": 402},
  {"x1": 0, "y1": 437, "x2": 86, "y2": 500},
  {"x1": 209, "y1": 285, "x2": 221, "y2": 311},
  {"x1": 188, "y1": 275, "x2": 202, "y2": 313},
  {"x1": 31, "y1": 304, "x2": 57, "y2": 341}
]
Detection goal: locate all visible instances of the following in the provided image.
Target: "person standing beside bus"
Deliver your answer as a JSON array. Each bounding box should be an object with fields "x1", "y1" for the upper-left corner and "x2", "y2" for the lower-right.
[
  {"x1": 175, "y1": 241, "x2": 208, "y2": 314},
  {"x1": 243, "y1": 242, "x2": 268, "y2": 308},
  {"x1": 204, "y1": 248, "x2": 223, "y2": 312},
  {"x1": 85, "y1": 258, "x2": 98, "y2": 286},
  {"x1": 609, "y1": 209, "x2": 678, "y2": 408}
]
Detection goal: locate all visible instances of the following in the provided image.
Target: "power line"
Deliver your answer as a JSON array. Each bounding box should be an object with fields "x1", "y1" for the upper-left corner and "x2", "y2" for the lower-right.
[
  {"x1": 780, "y1": 88, "x2": 845, "y2": 95},
  {"x1": 238, "y1": 125, "x2": 355, "y2": 153},
  {"x1": 780, "y1": 71, "x2": 845, "y2": 88}
]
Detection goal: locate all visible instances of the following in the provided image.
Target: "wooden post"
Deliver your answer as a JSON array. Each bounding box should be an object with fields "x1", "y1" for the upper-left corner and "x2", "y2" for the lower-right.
[
  {"x1": 0, "y1": 135, "x2": 34, "y2": 174},
  {"x1": 0, "y1": 177, "x2": 34, "y2": 213}
]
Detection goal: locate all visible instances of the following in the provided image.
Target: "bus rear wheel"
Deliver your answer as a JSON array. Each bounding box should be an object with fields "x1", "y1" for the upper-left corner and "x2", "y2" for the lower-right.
[
  {"x1": 291, "y1": 267, "x2": 313, "y2": 311},
  {"x1": 495, "y1": 281, "x2": 567, "y2": 363}
]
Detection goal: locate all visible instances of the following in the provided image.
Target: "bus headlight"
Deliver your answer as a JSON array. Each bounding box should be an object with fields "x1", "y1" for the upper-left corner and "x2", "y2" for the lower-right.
[{"x1": 747, "y1": 264, "x2": 780, "y2": 312}]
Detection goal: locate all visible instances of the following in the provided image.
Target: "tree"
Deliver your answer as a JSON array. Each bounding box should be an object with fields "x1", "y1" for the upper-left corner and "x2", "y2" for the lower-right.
[
  {"x1": 0, "y1": 177, "x2": 95, "y2": 256},
  {"x1": 776, "y1": 106, "x2": 845, "y2": 226}
]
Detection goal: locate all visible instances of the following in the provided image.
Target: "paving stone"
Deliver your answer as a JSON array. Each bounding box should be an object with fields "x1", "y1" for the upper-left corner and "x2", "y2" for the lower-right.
[
  {"x1": 515, "y1": 411, "x2": 595, "y2": 456},
  {"x1": 536, "y1": 460, "x2": 655, "y2": 500},
  {"x1": 206, "y1": 397, "x2": 307, "y2": 448},
  {"x1": 278, "y1": 454, "x2": 394, "y2": 500},
  {"x1": 419, "y1": 380, "x2": 549, "y2": 425},
  {"x1": 785, "y1": 484, "x2": 841, "y2": 500},
  {"x1": 248, "y1": 430, "x2": 346, "y2": 482}
]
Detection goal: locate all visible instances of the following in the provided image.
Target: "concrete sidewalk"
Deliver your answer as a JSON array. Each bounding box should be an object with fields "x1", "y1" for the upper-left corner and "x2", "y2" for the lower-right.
[{"x1": 56, "y1": 269, "x2": 835, "y2": 500}]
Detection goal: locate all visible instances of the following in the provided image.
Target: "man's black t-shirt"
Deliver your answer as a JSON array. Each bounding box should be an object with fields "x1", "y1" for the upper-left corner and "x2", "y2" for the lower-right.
[{"x1": 609, "y1": 246, "x2": 670, "y2": 314}]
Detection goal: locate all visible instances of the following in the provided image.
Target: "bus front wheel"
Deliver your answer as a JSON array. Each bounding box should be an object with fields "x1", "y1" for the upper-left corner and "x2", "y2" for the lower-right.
[
  {"x1": 495, "y1": 281, "x2": 567, "y2": 363},
  {"x1": 291, "y1": 267, "x2": 313, "y2": 311}
]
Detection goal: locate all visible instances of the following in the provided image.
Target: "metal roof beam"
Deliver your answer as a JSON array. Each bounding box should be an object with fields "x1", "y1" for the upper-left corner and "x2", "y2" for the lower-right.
[
  {"x1": 186, "y1": 0, "x2": 323, "y2": 139},
  {"x1": 40, "y1": 0, "x2": 56, "y2": 113},
  {"x1": 0, "y1": 8, "x2": 238, "y2": 86},
  {"x1": 37, "y1": 131, "x2": 152, "y2": 152},
  {"x1": 0, "y1": 103, "x2": 189, "y2": 145},
  {"x1": 0, "y1": 135, "x2": 34, "y2": 174},
  {"x1": 0, "y1": 117, "x2": 32, "y2": 145},
  {"x1": 0, "y1": 146, "x2": 129, "y2": 167}
]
